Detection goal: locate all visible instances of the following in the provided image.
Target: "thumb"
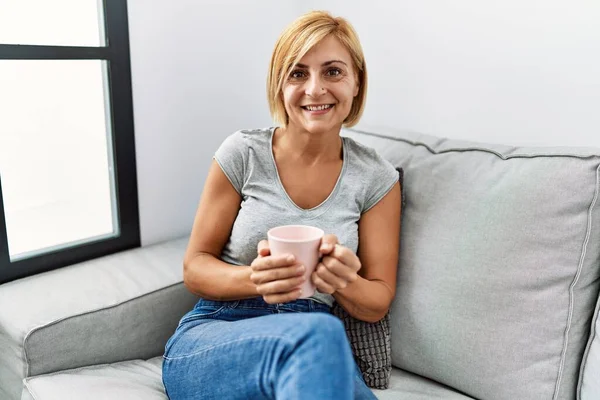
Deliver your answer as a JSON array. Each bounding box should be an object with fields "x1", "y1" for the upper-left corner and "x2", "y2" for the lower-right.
[
  {"x1": 257, "y1": 240, "x2": 270, "y2": 257},
  {"x1": 319, "y1": 234, "x2": 338, "y2": 255}
]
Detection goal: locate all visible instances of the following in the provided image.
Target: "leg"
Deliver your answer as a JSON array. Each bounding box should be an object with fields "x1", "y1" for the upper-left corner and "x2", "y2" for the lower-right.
[
  {"x1": 163, "y1": 312, "x2": 355, "y2": 400},
  {"x1": 353, "y1": 362, "x2": 378, "y2": 400}
]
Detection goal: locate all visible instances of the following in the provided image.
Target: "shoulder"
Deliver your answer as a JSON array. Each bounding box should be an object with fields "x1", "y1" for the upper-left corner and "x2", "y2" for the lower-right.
[
  {"x1": 217, "y1": 127, "x2": 273, "y2": 156},
  {"x1": 343, "y1": 135, "x2": 400, "y2": 212},
  {"x1": 214, "y1": 128, "x2": 273, "y2": 193},
  {"x1": 222, "y1": 127, "x2": 272, "y2": 146},
  {"x1": 237, "y1": 127, "x2": 273, "y2": 144},
  {"x1": 343, "y1": 135, "x2": 378, "y2": 157},
  {"x1": 343, "y1": 135, "x2": 396, "y2": 173}
]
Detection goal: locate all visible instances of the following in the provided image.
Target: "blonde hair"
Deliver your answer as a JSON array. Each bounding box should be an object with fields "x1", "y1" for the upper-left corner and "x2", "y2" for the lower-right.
[{"x1": 267, "y1": 11, "x2": 367, "y2": 128}]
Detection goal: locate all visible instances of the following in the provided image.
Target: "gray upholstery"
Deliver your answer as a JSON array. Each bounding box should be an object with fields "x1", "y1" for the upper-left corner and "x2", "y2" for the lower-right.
[
  {"x1": 343, "y1": 127, "x2": 600, "y2": 400},
  {"x1": 21, "y1": 357, "x2": 473, "y2": 400},
  {"x1": 22, "y1": 357, "x2": 166, "y2": 400},
  {"x1": 372, "y1": 368, "x2": 475, "y2": 400},
  {"x1": 579, "y1": 300, "x2": 600, "y2": 398},
  {"x1": 0, "y1": 237, "x2": 198, "y2": 400},
  {"x1": 3, "y1": 127, "x2": 600, "y2": 399}
]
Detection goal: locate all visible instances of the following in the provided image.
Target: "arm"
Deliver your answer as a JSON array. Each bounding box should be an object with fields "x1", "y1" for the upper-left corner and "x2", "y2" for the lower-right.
[
  {"x1": 182, "y1": 160, "x2": 257, "y2": 300},
  {"x1": 314, "y1": 182, "x2": 401, "y2": 322},
  {"x1": 183, "y1": 160, "x2": 305, "y2": 302}
]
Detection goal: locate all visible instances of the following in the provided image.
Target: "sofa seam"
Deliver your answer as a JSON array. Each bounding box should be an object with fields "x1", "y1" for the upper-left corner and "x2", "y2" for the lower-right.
[
  {"x1": 23, "y1": 280, "x2": 186, "y2": 377},
  {"x1": 553, "y1": 162, "x2": 600, "y2": 400},
  {"x1": 578, "y1": 289, "x2": 600, "y2": 400},
  {"x1": 346, "y1": 128, "x2": 600, "y2": 160},
  {"x1": 349, "y1": 127, "x2": 600, "y2": 399},
  {"x1": 574, "y1": 163, "x2": 600, "y2": 400},
  {"x1": 22, "y1": 379, "x2": 39, "y2": 400},
  {"x1": 23, "y1": 357, "x2": 160, "y2": 380}
]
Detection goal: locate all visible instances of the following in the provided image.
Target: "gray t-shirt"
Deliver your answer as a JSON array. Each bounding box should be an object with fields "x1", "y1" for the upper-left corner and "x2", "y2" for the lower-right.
[{"x1": 214, "y1": 127, "x2": 398, "y2": 306}]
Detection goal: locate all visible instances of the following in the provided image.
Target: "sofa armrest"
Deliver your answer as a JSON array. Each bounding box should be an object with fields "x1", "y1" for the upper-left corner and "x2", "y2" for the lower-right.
[
  {"x1": 0, "y1": 236, "x2": 198, "y2": 400},
  {"x1": 580, "y1": 300, "x2": 600, "y2": 399}
]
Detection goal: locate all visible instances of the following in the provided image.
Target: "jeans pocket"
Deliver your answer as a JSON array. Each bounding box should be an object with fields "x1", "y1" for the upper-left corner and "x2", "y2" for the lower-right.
[{"x1": 165, "y1": 305, "x2": 226, "y2": 355}]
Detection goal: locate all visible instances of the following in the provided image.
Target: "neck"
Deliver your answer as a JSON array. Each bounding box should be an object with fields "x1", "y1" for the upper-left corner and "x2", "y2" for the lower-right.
[{"x1": 274, "y1": 124, "x2": 343, "y2": 164}]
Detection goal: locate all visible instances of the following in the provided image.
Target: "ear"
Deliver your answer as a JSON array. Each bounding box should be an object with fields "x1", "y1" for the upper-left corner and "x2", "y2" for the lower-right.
[{"x1": 353, "y1": 82, "x2": 359, "y2": 97}]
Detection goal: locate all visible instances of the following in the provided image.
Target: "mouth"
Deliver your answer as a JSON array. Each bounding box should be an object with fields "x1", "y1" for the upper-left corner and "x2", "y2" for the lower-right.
[{"x1": 301, "y1": 104, "x2": 334, "y2": 115}]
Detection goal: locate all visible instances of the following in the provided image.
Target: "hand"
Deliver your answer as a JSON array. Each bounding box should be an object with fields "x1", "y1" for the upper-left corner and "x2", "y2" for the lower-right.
[
  {"x1": 312, "y1": 234, "x2": 362, "y2": 295},
  {"x1": 250, "y1": 240, "x2": 306, "y2": 304}
]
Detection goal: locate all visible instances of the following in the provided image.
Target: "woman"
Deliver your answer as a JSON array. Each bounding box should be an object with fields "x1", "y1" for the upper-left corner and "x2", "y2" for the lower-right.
[{"x1": 162, "y1": 10, "x2": 401, "y2": 400}]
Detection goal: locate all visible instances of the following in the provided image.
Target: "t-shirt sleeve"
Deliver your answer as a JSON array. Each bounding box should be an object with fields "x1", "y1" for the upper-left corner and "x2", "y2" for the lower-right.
[
  {"x1": 363, "y1": 152, "x2": 400, "y2": 213},
  {"x1": 213, "y1": 131, "x2": 247, "y2": 195}
]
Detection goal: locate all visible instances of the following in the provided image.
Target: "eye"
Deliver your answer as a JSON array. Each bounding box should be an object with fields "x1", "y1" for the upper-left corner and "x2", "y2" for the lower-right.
[
  {"x1": 326, "y1": 68, "x2": 342, "y2": 77},
  {"x1": 289, "y1": 70, "x2": 306, "y2": 80}
]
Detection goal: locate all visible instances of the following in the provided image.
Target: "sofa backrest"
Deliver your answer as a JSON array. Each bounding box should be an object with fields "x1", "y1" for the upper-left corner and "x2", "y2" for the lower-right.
[{"x1": 343, "y1": 127, "x2": 600, "y2": 400}]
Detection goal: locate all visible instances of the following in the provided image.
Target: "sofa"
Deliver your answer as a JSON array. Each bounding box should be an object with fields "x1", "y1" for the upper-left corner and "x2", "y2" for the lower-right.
[{"x1": 1, "y1": 126, "x2": 600, "y2": 400}]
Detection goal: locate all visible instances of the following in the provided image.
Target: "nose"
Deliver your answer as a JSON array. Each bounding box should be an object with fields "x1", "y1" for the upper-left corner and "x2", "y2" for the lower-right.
[{"x1": 305, "y1": 74, "x2": 326, "y2": 98}]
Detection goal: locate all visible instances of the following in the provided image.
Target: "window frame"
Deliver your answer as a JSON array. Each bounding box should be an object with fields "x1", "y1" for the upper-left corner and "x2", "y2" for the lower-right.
[{"x1": 0, "y1": 0, "x2": 140, "y2": 284}]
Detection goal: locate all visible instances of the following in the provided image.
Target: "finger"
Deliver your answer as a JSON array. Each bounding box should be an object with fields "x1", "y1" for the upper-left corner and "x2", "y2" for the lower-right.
[
  {"x1": 262, "y1": 290, "x2": 303, "y2": 304},
  {"x1": 327, "y1": 246, "x2": 362, "y2": 272},
  {"x1": 312, "y1": 270, "x2": 336, "y2": 294},
  {"x1": 256, "y1": 276, "x2": 305, "y2": 296},
  {"x1": 251, "y1": 254, "x2": 296, "y2": 271},
  {"x1": 257, "y1": 240, "x2": 270, "y2": 257},
  {"x1": 315, "y1": 262, "x2": 351, "y2": 290},
  {"x1": 250, "y1": 265, "x2": 305, "y2": 285},
  {"x1": 319, "y1": 234, "x2": 339, "y2": 255},
  {"x1": 321, "y1": 256, "x2": 358, "y2": 284}
]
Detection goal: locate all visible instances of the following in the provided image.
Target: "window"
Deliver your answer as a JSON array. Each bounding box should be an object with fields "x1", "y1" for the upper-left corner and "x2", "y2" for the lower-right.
[{"x1": 0, "y1": 1, "x2": 140, "y2": 284}]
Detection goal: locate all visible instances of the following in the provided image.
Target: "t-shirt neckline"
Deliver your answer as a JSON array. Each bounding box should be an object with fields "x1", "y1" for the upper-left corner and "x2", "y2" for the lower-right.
[{"x1": 268, "y1": 126, "x2": 347, "y2": 213}]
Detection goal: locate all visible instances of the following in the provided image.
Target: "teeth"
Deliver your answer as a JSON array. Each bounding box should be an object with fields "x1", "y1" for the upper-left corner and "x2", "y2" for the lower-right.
[{"x1": 305, "y1": 104, "x2": 331, "y2": 111}]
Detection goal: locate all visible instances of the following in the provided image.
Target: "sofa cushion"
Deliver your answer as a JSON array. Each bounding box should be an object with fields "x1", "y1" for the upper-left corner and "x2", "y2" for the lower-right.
[
  {"x1": 372, "y1": 368, "x2": 475, "y2": 400},
  {"x1": 22, "y1": 357, "x2": 166, "y2": 400},
  {"x1": 579, "y1": 299, "x2": 600, "y2": 399},
  {"x1": 343, "y1": 126, "x2": 600, "y2": 400},
  {"x1": 22, "y1": 358, "x2": 472, "y2": 400},
  {"x1": 0, "y1": 237, "x2": 198, "y2": 400}
]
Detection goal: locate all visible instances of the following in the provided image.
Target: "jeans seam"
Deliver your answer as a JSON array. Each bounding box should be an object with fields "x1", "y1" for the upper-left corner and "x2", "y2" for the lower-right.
[
  {"x1": 235, "y1": 305, "x2": 277, "y2": 310},
  {"x1": 163, "y1": 335, "x2": 295, "y2": 361},
  {"x1": 179, "y1": 306, "x2": 226, "y2": 325}
]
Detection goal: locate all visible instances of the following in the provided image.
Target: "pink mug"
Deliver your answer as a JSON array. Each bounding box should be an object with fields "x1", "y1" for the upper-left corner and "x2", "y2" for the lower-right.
[{"x1": 267, "y1": 225, "x2": 325, "y2": 298}]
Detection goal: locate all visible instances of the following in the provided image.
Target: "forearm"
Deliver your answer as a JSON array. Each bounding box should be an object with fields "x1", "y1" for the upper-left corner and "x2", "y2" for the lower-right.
[
  {"x1": 183, "y1": 253, "x2": 258, "y2": 301},
  {"x1": 333, "y1": 276, "x2": 394, "y2": 323}
]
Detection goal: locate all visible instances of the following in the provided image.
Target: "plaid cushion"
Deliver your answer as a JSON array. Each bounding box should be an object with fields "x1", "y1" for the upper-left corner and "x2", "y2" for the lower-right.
[
  {"x1": 331, "y1": 304, "x2": 392, "y2": 389},
  {"x1": 331, "y1": 168, "x2": 403, "y2": 389}
]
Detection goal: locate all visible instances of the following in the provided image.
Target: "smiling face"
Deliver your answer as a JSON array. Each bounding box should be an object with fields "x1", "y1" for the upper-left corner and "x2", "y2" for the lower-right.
[{"x1": 281, "y1": 35, "x2": 360, "y2": 135}]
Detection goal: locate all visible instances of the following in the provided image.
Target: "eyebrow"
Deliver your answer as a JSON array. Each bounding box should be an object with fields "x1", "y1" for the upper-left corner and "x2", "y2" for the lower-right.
[{"x1": 295, "y1": 60, "x2": 348, "y2": 68}]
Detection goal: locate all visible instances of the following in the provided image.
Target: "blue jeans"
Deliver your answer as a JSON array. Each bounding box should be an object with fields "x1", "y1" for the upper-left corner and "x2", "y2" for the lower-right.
[{"x1": 162, "y1": 297, "x2": 377, "y2": 400}]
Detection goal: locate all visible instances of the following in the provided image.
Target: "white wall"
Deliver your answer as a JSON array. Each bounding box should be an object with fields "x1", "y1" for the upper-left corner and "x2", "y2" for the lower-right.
[
  {"x1": 298, "y1": 0, "x2": 600, "y2": 147},
  {"x1": 129, "y1": 1, "x2": 600, "y2": 246},
  {"x1": 128, "y1": 0, "x2": 298, "y2": 245}
]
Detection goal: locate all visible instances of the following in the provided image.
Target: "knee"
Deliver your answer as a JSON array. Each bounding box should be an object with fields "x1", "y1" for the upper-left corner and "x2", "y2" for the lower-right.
[
  {"x1": 310, "y1": 313, "x2": 345, "y2": 334},
  {"x1": 298, "y1": 313, "x2": 349, "y2": 348}
]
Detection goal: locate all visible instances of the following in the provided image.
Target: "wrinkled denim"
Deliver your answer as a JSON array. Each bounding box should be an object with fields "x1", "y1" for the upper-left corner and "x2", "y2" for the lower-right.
[{"x1": 162, "y1": 296, "x2": 376, "y2": 400}]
